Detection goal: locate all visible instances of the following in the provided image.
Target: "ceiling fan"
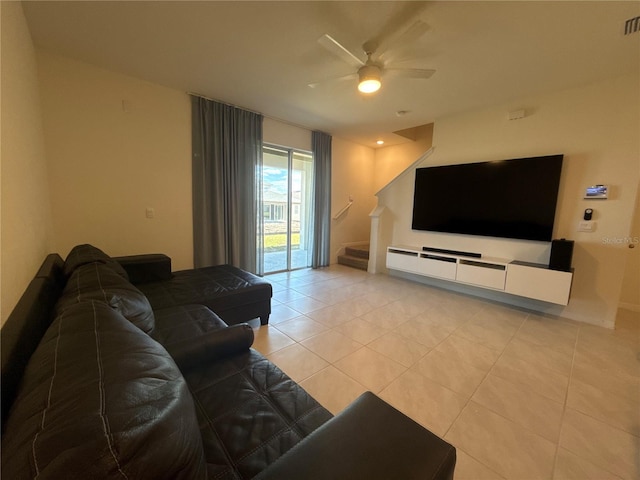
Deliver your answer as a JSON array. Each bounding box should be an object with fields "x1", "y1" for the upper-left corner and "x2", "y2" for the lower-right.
[{"x1": 310, "y1": 20, "x2": 436, "y2": 94}]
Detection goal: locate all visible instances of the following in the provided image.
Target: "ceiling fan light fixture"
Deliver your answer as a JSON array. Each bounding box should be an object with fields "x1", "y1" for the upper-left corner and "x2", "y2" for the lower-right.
[
  {"x1": 358, "y1": 78, "x2": 381, "y2": 93},
  {"x1": 357, "y1": 65, "x2": 382, "y2": 94}
]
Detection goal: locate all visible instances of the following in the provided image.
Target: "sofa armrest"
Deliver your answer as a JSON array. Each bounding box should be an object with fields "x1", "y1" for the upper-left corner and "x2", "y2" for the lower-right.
[
  {"x1": 166, "y1": 324, "x2": 254, "y2": 372},
  {"x1": 1, "y1": 273, "x2": 64, "y2": 431},
  {"x1": 113, "y1": 254, "x2": 172, "y2": 283},
  {"x1": 255, "y1": 391, "x2": 456, "y2": 480}
]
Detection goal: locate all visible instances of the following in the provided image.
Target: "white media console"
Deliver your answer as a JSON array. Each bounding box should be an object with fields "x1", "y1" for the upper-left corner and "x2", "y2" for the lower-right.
[{"x1": 386, "y1": 245, "x2": 573, "y2": 306}]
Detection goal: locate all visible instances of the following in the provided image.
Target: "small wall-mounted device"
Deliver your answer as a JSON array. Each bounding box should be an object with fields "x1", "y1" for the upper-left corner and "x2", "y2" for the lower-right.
[
  {"x1": 584, "y1": 185, "x2": 608, "y2": 199},
  {"x1": 508, "y1": 109, "x2": 526, "y2": 121},
  {"x1": 579, "y1": 208, "x2": 595, "y2": 231}
]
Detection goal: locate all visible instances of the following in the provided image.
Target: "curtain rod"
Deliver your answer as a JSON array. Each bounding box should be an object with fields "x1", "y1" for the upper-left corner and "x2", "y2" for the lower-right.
[
  {"x1": 187, "y1": 91, "x2": 320, "y2": 134},
  {"x1": 187, "y1": 91, "x2": 262, "y2": 116}
]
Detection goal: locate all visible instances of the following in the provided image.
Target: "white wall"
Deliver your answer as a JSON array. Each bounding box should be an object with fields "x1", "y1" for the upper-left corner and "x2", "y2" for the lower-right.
[
  {"x1": 378, "y1": 74, "x2": 639, "y2": 327},
  {"x1": 0, "y1": 3, "x2": 54, "y2": 324},
  {"x1": 37, "y1": 52, "x2": 194, "y2": 270}
]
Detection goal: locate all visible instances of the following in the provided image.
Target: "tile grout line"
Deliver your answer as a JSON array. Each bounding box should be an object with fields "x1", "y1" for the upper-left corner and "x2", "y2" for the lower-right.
[
  {"x1": 265, "y1": 268, "x2": 639, "y2": 479},
  {"x1": 440, "y1": 311, "x2": 525, "y2": 434},
  {"x1": 270, "y1": 280, "x2": 427, "y2": 403},
  {"x1": 438, "y1": 312, "x2": 529, "y2": 480},
  {"x1": 549, "y1": 320, "x2": 581, "y2": 479},
  {"x1": 552, "y1": 326, "x2": 636, "y2": 479}
]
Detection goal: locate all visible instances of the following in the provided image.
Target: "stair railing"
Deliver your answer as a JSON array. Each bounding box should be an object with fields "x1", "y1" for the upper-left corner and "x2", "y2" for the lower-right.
[{"x1": 332, "y1": 200, "x2": 353, "y2": 220}]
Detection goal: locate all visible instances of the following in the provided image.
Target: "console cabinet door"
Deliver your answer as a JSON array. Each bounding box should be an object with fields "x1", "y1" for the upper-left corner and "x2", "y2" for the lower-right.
[
  {"x1": 386, "y1": 250, "x2": 420, "y2": 274},
  {"x1": 417, "y1": 255, "x2": 457, "y2": 280},
  {"x1": 505, "y1": 264, "x2": 572, "y2": 305},
  {"x1": 456, "y1": 260, "x2": 506, "y2": 290}
]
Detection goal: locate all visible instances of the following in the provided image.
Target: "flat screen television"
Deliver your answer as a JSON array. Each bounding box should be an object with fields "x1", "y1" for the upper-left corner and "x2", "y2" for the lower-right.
[{"x1": 412, "y1": 154, "x2": 564, "y2": 242}]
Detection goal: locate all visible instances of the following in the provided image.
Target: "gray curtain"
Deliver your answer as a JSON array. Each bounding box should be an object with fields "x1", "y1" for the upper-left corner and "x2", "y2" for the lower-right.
[
  {"x1": 311, "y1": 131, "x2": 332, "y2": 268},
  {"x1": 191, "y1": 96, "x2": 263, "y2": 273}
]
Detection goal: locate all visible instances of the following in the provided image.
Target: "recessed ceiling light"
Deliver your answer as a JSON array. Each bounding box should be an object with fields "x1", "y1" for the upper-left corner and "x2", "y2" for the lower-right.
[{"x1": 376, "y1": 140, "x2": 385, "y2": 145}]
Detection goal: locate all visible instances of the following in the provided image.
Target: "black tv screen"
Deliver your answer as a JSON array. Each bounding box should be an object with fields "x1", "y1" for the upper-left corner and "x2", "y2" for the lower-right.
[{"x1": 412, "y1": 155, "x2": 564, "y2": 242}]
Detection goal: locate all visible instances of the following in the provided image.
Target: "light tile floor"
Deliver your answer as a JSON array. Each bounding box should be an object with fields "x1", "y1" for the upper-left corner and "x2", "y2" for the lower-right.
[{"x1": 249, "y1": 265, "x2": 640, "y2": 480}]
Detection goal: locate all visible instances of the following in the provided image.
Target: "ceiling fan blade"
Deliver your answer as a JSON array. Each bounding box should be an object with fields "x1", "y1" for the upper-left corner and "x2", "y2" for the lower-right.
[
  {"x1": 384, "y1": 68, "x2": 436, "y2": 80},
  {"x1": 308, "y1": 72, "x2": 358, "y2": 89},
  {"x1": 318, "y1": 34, "x2": 364, "y2": 68},
  {"x1": 378, "y1": 20, "x2": 429, "y2": 61},
  {"x1": 366, "y1": 1, "x2": 429, "y2": 51}
]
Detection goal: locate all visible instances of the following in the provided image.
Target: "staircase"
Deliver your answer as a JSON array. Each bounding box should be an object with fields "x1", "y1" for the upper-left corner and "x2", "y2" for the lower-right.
[{"x1": 338, "y1": 244, "x2": 370, "y2": 271}]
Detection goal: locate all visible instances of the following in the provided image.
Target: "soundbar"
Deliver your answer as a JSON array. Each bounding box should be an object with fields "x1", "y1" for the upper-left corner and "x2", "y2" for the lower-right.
[{"x1": 421, "y1": 246, "x2": 482, "y2": 258}]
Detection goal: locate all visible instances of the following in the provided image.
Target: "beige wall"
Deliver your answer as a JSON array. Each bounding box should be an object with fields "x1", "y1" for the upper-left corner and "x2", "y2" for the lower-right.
[
  {"x1": 330, "y1": 137, "x2": 376, "y2": 263},
  {"x1": 328, "y1": 128, "x2": 436, "y2": 265},
  {"x1": 619, "y1": 181, "x2": 640, "y2": 311},
  {"x1": 1, "y1": 3, "x2": 54, "y2": 324},
  {"x1": 37, "y1": 52, "x2": 194, "y2": 270},
  {"x1": 373, "y1": 124, "x2": 433, "y2": 193},
  {"x1": 34, "y1": 52, "x2": 374, "y2": 273},
  {"x1": 377, "y1": 74, "x2": 639, "y2": 327},
  {"x1": 264, "y1": 117, "x2": 311, "y2": 151}
]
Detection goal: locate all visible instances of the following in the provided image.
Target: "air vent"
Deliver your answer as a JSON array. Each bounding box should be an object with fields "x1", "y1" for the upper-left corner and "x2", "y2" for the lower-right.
[{"x1": 624, "y1": 16, "x2": 640, "y2": 35}]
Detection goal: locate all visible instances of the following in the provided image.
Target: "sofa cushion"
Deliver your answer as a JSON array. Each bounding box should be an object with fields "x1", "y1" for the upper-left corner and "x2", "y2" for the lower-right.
[
  {"x1": 255, "y1": 392, "x2": 457, "y2": 480},
  {"x1": 138, "y1": 264, "x2": 272, "y2": 325},
  {"x1": 63, "y1": 243, "x2": 129, "y2": 280},
  {"x1": 1, "y1": 255, "x2": 66, "y2": 431},
  {"x1": 0, "y1": 301, "x2": 207, "y2": 480},
  {"x1": 183, "y1": 349, "x2": 333, "y2": 479},
  {"x1": 56, "y1": 263, "x2": 155, "y2": 333},
  {"x1": 168, "y1": 323, "x2": 255, "y2": 372},
  {"x1": 114, "y1": 253, "x2": 172, "y2": 283},
  {"x1": 151, "y1": 304, "x2": 227, "y2": 347}
]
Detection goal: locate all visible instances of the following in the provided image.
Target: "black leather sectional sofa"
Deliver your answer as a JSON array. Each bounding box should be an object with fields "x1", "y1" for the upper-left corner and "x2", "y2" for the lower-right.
[
  {"x1": 114, "y1": 253, "x2": 273, "y2": 326},
  {"x1": 1, "y1": 244, "x2": 456, "y2": 479}
]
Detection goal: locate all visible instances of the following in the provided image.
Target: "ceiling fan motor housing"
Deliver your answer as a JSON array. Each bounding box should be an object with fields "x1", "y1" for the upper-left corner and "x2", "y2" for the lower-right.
[{"x1": 358, "y1": 64, "x2": 382, "y2": 93}]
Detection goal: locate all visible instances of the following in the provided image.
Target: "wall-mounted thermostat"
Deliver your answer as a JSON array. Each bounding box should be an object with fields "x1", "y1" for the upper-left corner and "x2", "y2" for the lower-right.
[{"x1": 584, "y1": 185, "x2": 608, "y2": 199}]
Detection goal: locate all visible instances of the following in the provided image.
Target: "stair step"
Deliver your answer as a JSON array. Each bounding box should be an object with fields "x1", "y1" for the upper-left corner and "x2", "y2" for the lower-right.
[
  {"x1": 345, "y1": 245, "x2": 370, "y2": 259},
  {"x1": 338, "y1": 254, "x2": 369, "y2": 271}
]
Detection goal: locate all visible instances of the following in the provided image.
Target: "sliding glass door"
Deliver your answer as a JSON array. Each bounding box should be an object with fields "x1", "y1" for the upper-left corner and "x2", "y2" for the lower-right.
[{"x1": 260, "y1": 145, "x2": 314, "y2": 273}]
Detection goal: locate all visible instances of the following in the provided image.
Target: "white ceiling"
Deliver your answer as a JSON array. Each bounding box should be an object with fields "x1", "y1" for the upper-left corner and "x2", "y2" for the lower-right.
[{"x1": 23, "y1": 1, "x2": 640, "y2": 148}]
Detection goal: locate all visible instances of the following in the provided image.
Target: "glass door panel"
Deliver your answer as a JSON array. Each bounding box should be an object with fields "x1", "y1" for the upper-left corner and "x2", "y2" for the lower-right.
[
  {"x1": 261, "y1": 146, "x2": 314, "y2": 274},
  {"x1": 291, "y1": 152, "x2": 313, "y2": 270},
  {"x1": 262, "y1": 147, "x2": 289, "y2": 273}
]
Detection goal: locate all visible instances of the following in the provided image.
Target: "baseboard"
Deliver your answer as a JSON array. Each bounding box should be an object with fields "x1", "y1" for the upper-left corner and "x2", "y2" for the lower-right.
[{"x1": 618, "y1": 302, "x2": 640, "y2": 313}]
